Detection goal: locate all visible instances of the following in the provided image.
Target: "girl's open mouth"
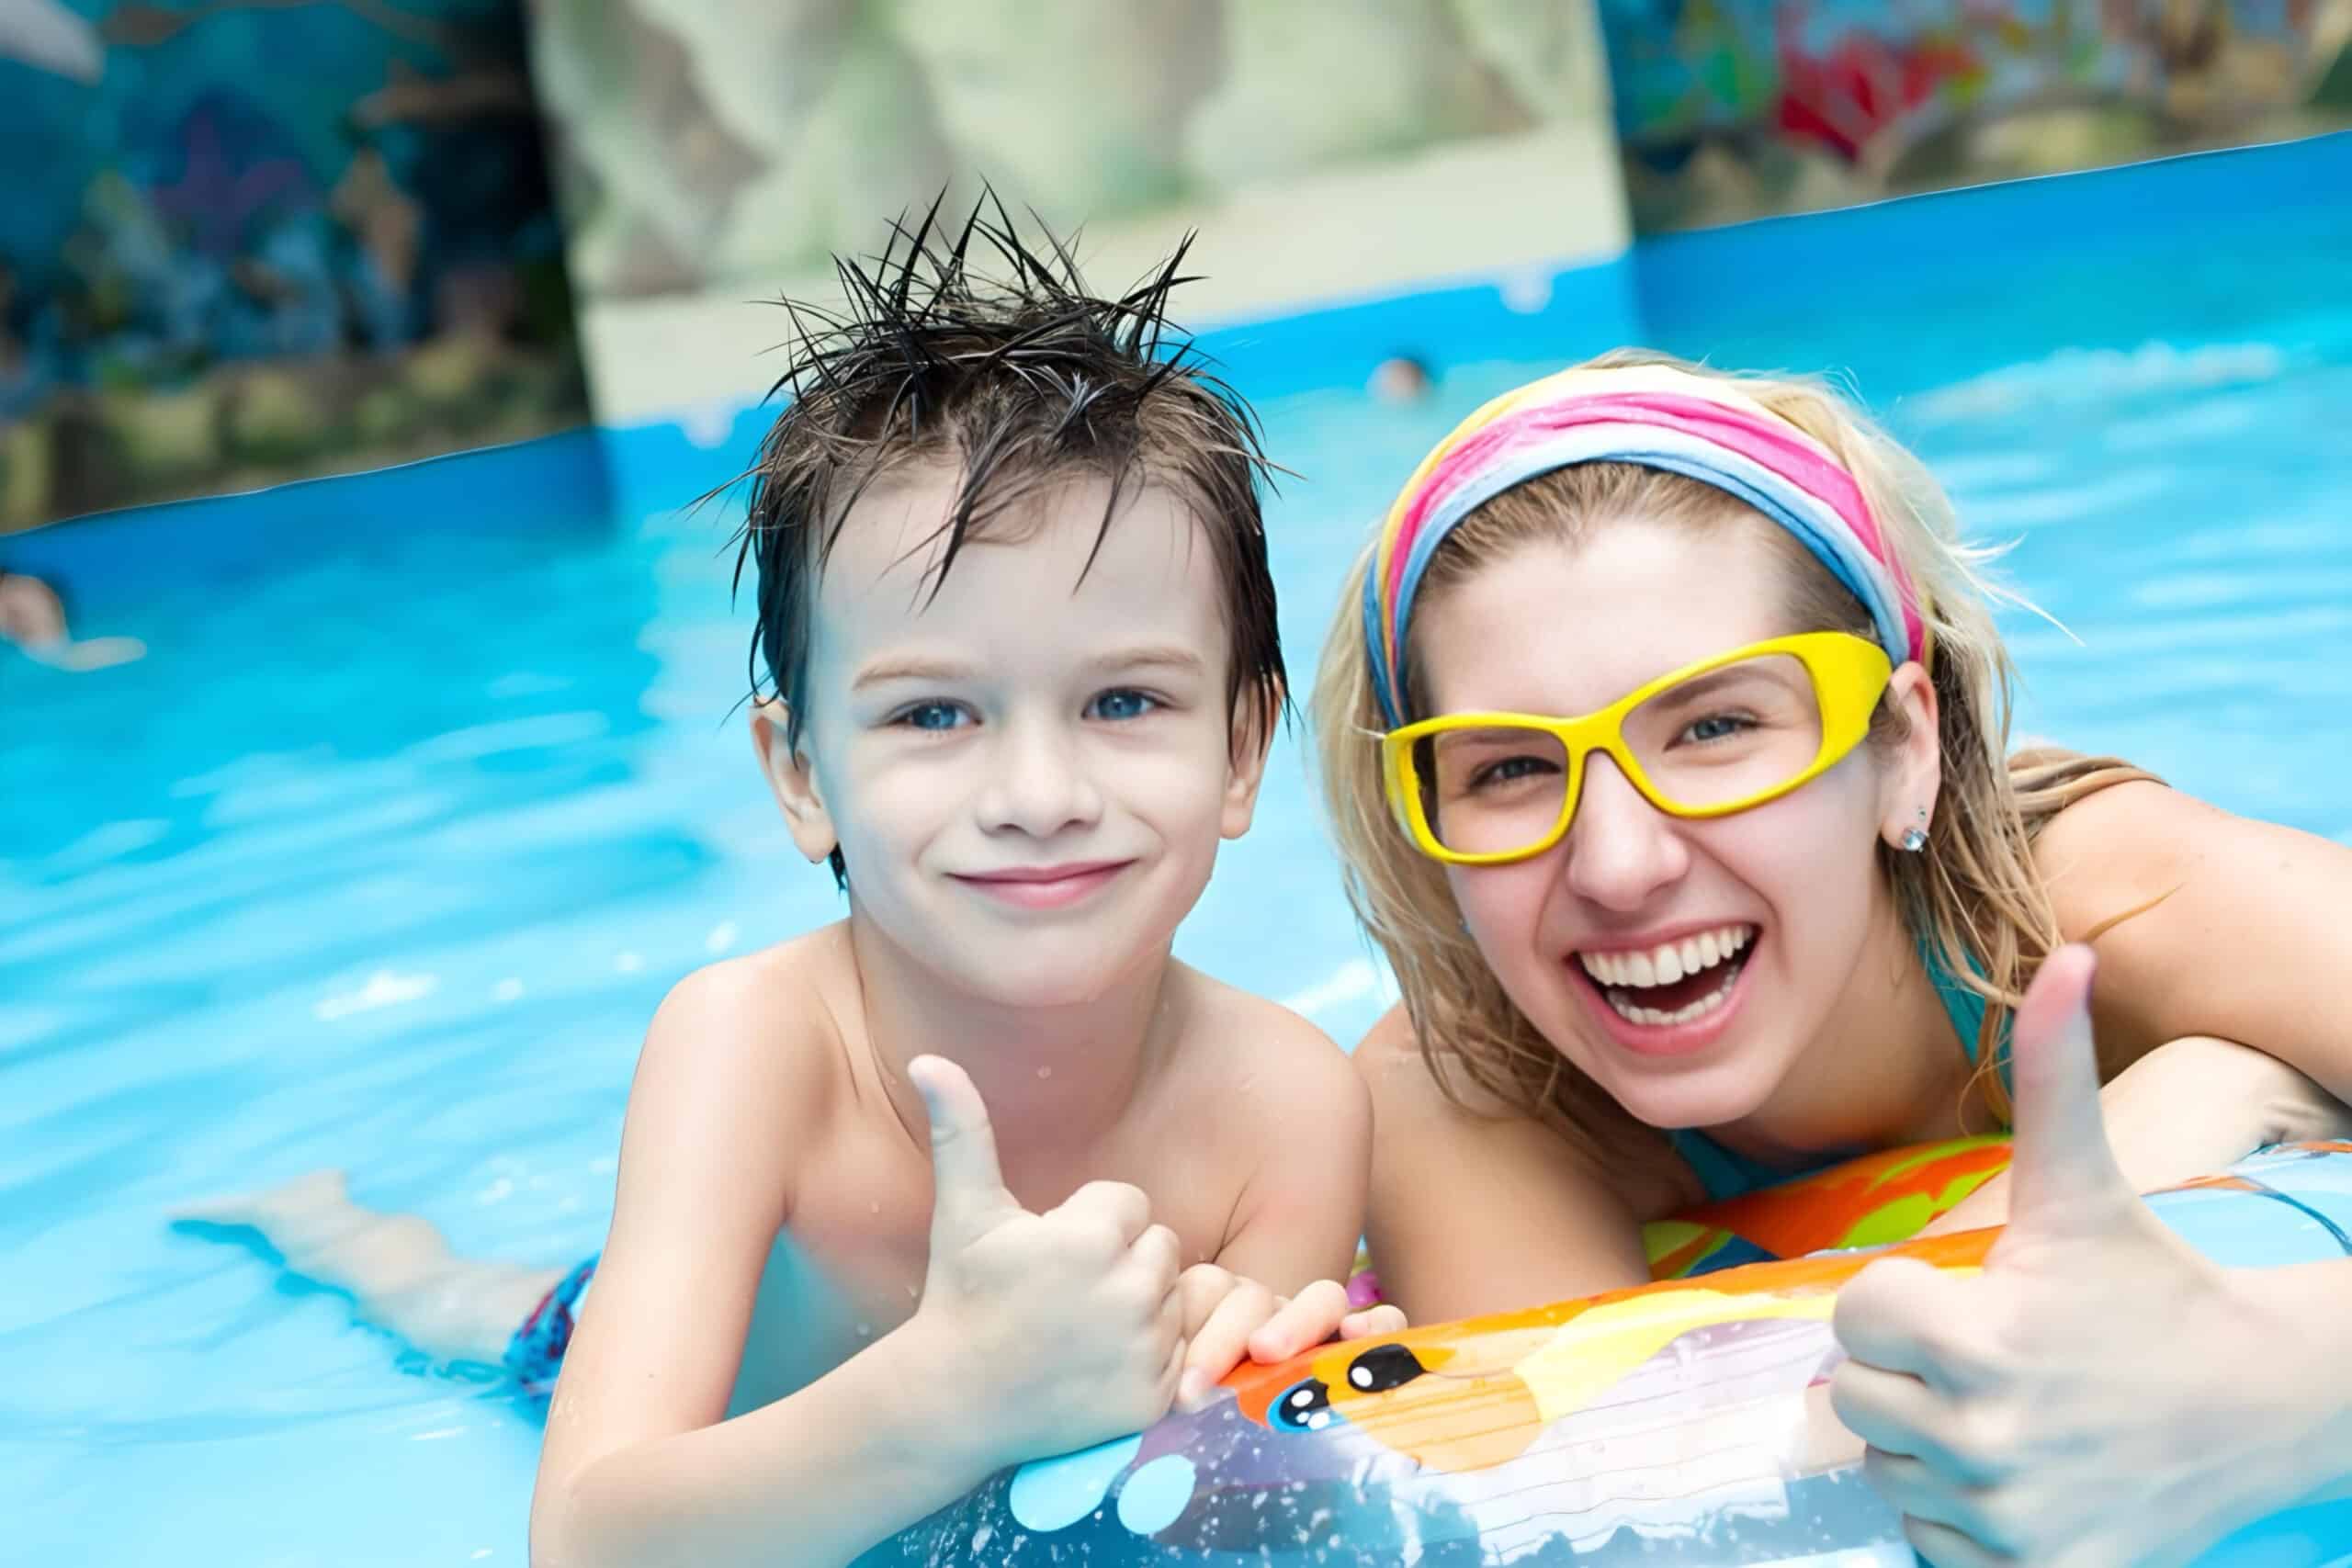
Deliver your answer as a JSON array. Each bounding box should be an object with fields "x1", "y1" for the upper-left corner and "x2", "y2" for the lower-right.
[{"x1": 1573, "y1": 923, "x2": 1758, "y2": 1033}]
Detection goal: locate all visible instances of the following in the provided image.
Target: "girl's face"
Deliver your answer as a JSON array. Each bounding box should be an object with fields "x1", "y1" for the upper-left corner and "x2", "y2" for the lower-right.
[{"x1": 1410, "y1": 516, "x2": 1929, "y2": 1134}]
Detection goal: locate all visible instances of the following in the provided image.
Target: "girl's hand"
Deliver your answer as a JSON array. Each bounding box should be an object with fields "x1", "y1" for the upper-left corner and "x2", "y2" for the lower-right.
[
  {"x1": 1831, "y1": 947, "x2": 2348, "y2": 1567},
  {"x1": 1173, "y1": 1266, "x2": 1407, "y2": 1407}
]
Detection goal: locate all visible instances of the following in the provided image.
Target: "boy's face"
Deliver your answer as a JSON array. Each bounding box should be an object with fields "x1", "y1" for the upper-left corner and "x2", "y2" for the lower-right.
[{"x1": 761, "y1": 462, "x2": 1268, "y2": 1007}]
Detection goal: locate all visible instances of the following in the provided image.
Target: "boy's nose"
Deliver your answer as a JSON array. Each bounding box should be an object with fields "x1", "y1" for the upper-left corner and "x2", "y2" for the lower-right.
[
  {"x1": 978, "y1": 720, "x2": 1104, "y2": 839},
  {"x1": 1560, "y1": 755, "x2": 1690, "y2": 911}
]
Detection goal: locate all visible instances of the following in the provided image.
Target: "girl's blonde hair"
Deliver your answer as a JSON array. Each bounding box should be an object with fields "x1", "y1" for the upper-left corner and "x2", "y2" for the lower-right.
[{"x1": 1313, "y1": 349, "x2": 2153, "y2": 1155}]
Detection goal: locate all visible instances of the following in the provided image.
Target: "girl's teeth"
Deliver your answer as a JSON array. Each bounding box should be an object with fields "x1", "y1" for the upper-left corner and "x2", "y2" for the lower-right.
[
  {"x1": 1576, "y1": 924, "x2": 1754, "y2": 993},
  {"x1": 1601, "y1": 961, "x2": 1741, "y2": 1026}
]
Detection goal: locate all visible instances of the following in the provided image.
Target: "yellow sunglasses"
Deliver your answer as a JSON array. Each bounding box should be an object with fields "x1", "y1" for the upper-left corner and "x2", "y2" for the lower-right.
[{"x1": 1379, "y1": 631, "x2": 1894, "y2": 866}]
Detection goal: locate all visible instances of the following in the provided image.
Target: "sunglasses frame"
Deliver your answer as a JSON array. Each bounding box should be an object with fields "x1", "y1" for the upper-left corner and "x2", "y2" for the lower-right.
[{"x1": 1379, "y1": 631, "x2": 1895, "y2": 866}]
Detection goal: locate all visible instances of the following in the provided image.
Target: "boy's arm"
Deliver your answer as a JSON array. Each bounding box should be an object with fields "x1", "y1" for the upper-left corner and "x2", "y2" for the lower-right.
[
  {"x1": 1163, "y1": 1007, "x2": 1414, "y2": 1392},
  {"x1": 528, "y1": 961, "x2": 988, "y2": 1568},
  {"x1": 1209, "y1": 1010, "x2": 1373, "y2": 1293},
  {"x1": 532, "y1": 960, "x2": 1189, "y2": 1568}
]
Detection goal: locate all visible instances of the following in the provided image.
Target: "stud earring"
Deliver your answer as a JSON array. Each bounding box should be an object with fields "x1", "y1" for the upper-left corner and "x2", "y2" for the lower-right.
[{"x1": 1900, "y1": 807, "x2": 1928, "y2": 853}]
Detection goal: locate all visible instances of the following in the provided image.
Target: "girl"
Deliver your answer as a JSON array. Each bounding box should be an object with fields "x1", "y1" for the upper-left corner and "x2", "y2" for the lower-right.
[{"x1": 1311, "y1": 351, "x2": 2352, "y2": 1564}]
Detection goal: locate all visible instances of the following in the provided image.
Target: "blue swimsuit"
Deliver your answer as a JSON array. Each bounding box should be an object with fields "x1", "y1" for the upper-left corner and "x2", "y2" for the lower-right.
[{"x1": 1668, "y1": 937, "x2": 2003, "y2": 1203}]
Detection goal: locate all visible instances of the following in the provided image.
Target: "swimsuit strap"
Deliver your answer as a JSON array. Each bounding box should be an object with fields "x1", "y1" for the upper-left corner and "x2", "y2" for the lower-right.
[
  {"x1": 1917, "y1": 931, "x2": 2010, "y2": 1093},
  {"x1": 1667, "y1": 1126, "x2": 1811, "y2": 1205}
]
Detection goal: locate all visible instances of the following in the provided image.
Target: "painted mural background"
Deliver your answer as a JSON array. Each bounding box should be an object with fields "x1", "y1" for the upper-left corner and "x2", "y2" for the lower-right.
[
  {"x1": 1602, "y1": 0, "x2": 2352, "y2": 232},
  {"x1": 0, "y1": 0, "x2": 584, "y2": 531},
  {"x1": 522, "y1": 0, "x2": 1611, "y2": 306},
  {"x1": 6, "y1": 2, "x2": 2350, "y2": 530}
]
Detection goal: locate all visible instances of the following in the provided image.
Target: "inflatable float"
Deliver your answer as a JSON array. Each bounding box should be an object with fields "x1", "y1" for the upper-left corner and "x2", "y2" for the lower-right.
[{"x1": 865, "y1": 1138, "x2": 2352, "y2": 1565}]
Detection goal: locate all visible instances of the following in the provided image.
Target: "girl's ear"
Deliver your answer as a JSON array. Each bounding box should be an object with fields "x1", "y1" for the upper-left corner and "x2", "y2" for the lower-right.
[
  {"x1": 1878, "y1": 662, "x2": 1941, "y2": 850},
  {"x1": 752, "y1": 700, "x2": 838, "y2": 863}
]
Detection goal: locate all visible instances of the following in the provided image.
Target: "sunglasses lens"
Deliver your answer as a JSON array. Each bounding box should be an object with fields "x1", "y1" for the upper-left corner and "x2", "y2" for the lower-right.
[
  {"x1": 1626, "y1": 653, "x2": 1825, "y2": 810},
  {"x1": 1419, "y1": 727, "x2": 1570, "y2": 857}
]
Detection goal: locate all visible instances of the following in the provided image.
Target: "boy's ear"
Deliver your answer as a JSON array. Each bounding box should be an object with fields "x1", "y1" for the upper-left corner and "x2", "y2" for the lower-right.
[
  {"x1": 751, "y1": 699, "x2": 839, "y2": 864},
  {"x1": 1220, "y1": 681, "x2": 1282, "y2": 840}
]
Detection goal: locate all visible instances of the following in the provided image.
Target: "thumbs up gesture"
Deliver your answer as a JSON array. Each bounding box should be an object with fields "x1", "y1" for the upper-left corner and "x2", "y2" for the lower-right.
[
  {"x1": 903, "y1": 1056, "x2": 1187, "y2": 1465},
  {"x1": 1829, "y1": 946, "x2": 2346, "y2": 1567}
]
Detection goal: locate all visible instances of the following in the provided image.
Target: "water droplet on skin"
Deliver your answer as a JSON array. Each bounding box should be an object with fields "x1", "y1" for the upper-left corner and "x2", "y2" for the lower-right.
[{"x1": 1036, "y1": 1065, "x2": 1052, "y2": 1078}]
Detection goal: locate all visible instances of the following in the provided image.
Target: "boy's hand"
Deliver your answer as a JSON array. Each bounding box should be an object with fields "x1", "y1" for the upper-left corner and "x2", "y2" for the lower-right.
[
  {"x1": 1172, "y1": 1267, "x2": 1408, "y2": 1407},
  {"x1": 905, "y1": 1055, "x2": 1186, "y2": 1463}
]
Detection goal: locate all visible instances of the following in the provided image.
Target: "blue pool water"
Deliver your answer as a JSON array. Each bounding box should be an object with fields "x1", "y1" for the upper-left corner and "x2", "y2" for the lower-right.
[{"x1": 6, "y1": 135, "x2": 2352, "y2": 1565}]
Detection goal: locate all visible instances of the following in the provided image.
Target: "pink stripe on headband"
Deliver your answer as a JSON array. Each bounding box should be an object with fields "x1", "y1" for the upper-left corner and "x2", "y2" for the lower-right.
[{"x1": 1378, "y1": 390, "x2": 1923, "y2": 673}]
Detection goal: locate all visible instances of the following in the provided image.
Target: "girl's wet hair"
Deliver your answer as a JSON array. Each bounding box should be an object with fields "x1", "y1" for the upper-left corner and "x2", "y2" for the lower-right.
[
  {"x1": 729, "y1": 193, "x2": 1285, "y2": 884},
  {"x1": 1314, "y1": 349, "x2": 2154, "y2": 1156}
]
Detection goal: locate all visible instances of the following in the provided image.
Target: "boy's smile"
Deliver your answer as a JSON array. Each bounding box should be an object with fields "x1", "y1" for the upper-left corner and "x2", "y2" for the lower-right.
[
  {"x1": 950, "y1": 858, "x2": 1136, "y2": 910},
  {"x1": 769, "y1": 459, "x2": 1267, "y2": 1008}
]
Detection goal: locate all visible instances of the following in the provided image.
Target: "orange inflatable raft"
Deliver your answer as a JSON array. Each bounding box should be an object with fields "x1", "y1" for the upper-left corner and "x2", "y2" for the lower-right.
[{"x1": 871, "y1": 1138, "x2": 2352, "y2": 1566}]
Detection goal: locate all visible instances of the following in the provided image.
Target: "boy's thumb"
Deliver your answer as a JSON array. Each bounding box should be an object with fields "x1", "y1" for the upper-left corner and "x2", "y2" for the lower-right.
[
  {"x1": 1998, "y1": 944, "x2": 2139, "y2": 1246},
  {"x1": 910, "y1": 1055, "x2": 1017, "y2": 1248}
]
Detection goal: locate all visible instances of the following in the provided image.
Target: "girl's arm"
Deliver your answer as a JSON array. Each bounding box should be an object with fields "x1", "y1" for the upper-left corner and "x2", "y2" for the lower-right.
[
  {"x1": 1924, "y1": 782, "x2": 2352, "y2": 1238},
  {"x1": 1923, "y1": 1032, "x2": 2352, "y2": 1235},
  {"x1": 2037, "y1": 779, "x2": 2352, "y2": 1104},
  {"x1": 1350, "y1": 1009, "x2": 1655, "y2": 1325}
]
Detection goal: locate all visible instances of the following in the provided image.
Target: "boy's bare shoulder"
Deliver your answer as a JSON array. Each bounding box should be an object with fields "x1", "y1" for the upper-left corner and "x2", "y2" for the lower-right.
[
  {"x1": 635, "y1": 922, "x2": 862, "y2": 1123},
  {"x1": 1169, "y1": 963, "x2": 1366, "y2": 1119}
]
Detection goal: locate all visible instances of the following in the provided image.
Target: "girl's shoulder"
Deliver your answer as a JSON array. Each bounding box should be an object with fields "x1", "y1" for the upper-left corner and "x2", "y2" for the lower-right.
[
  {"x1": 2009, "y1": 745, "x2": 2165, "y2": 837},
  {"x1": 2022, "y1": 763, "x2": 2201, "y2": 942},
  {"x1": 2024, "y1": 766, "x2": 2352, "y2": 1091},
  {"x1": 1350, "y1": 1005, "x2": 1697, "y2": 1220}
]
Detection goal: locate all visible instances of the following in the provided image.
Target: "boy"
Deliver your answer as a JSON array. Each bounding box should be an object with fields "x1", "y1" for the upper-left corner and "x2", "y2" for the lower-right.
[{"x1": 186, "y1": 203, "x2": 1394, "y2": 1568}]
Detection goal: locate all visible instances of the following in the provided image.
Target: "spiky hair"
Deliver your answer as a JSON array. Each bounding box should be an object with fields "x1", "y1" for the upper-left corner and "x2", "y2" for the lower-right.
[{"x1": 729, "y1": 192, "x2": 1286, "y2": 884}]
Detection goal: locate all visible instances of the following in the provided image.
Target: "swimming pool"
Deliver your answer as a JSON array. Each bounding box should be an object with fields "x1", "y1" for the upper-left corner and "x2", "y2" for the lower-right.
[{"x1": 6, "y1": 134, "x2": 2350, "y2": 1566}]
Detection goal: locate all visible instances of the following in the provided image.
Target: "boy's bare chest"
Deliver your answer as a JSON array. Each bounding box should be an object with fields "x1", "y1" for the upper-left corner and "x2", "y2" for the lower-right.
[
  {"x1": 729, "y1": 1085, "x2": 1245, "y2": 1406},
  {"x1": 798, "y1": 1123, "x2": 1238, "y2": 1282}
]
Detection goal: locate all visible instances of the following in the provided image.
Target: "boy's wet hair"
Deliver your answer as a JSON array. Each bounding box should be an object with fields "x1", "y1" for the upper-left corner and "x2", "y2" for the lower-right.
[{"x1": 731, "y1": 194, "x2": 1285, "y2": 886}]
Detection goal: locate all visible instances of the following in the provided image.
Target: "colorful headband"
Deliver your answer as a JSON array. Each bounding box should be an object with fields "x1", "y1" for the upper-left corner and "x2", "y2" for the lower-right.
[{"x1": 1363, "y1": 364, "x2": 1927, "y2": 727}]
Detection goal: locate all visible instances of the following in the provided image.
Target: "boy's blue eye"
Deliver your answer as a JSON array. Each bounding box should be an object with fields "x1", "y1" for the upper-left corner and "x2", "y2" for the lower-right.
[
  {"x1": 1088, "y1": 689, "x2": 1158, "y2": 722},
  {"x1": 899, "y1": 702, "x2": 969, "y2": 732}
]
